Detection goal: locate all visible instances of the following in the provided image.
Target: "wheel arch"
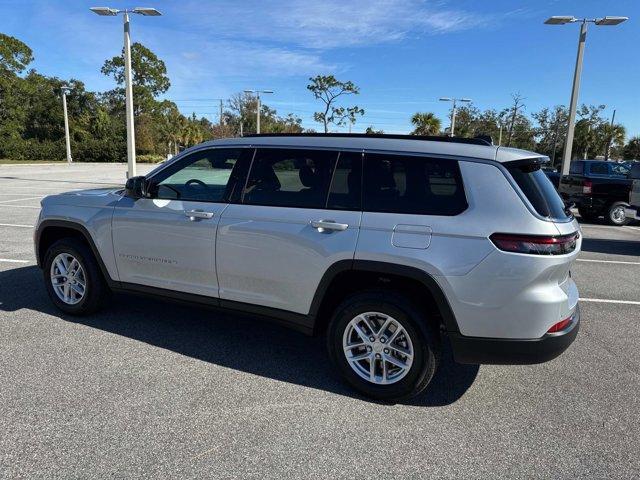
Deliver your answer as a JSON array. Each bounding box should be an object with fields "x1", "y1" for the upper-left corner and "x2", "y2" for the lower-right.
[
  {"x1": 309, "y1": 260, "x2": 460, "y2": 336},
  {"x1": 36, "y1": 220, "x2": 115, "y2": 286}
]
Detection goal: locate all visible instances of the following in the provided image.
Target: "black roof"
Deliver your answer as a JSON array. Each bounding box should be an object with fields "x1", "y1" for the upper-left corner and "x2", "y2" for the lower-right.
[{"x1": 244, "y1": 133, "x2": 493, "y2": 147}]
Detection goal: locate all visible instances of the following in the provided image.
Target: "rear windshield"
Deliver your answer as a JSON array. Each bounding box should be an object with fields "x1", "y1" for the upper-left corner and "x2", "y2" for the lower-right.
[{"x1": 506, "y1": 162, "x2": 569, "y2": 220}]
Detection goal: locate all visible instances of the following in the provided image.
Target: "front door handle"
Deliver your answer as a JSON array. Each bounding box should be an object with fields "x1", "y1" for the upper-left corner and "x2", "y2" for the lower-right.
[
  {"x1": 310, "y1": 219, "x2": 348, "y2": 233},
  {"x1": 185, "y1": 209, "x2": 214, "y2": 221}
]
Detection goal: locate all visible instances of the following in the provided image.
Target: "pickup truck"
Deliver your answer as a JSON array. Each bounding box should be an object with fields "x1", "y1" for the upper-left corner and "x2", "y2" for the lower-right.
[
  {"x1": 625, "y1": 162, "x2": 640, "y2": 222},
  {"x1": 559, "y1": 160, "x2": 632, "y2": 225}
]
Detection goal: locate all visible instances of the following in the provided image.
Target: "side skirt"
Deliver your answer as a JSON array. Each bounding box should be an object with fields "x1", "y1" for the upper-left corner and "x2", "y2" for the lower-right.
[{"x1": 113, "y1": 282, "x2": 315, "y2": 336}]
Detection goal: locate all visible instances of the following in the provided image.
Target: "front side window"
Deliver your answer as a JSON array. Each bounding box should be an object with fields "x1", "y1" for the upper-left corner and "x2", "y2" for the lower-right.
[
  {"x1": 362, "y1": 153, "x2": 467, "y2": 215},
  {"x1": 242, "y1": 148, "x2": 338, "y2": 208},
  {"x1": 151, "y1": 148, "x2": 246, "y2": 202}
]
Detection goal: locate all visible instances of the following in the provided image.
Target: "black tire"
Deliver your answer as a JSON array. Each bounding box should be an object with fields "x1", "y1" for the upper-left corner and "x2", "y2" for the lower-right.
[
  {"x1": 578, "y1": 208, "x2": 599, "y2": 223},
  {"x1": 327, "y1": 291, "x2": 440, "y2": 403},
  {"x1": 43, "y1": 237, "x2": 109, "y2": 315},
  {"x1": 606, "y1": 201, "x2": 630, "y2": 226}
]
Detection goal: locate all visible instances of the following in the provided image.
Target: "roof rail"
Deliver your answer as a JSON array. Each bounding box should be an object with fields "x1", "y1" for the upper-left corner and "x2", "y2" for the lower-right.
[{"x1": 244, "y1": 133, "x2": 493, "y2": 146}]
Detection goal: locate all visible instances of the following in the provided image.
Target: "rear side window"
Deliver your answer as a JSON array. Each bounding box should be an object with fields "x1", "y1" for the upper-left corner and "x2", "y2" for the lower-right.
[
  {"x1": 569, "y1": 162, "x2": 583, "y2": 174},
  {"x1": 631, "y1": 163, "x2": 640, "y2": 180},
  {"x1": 242, "y1": 148, "x2": 338, "y2": 208},
  {"x1": 507, "y1": 162, "x2": 568, "y2": 220},
  {"x1": 363, "y1": 153, "x2": 467, "y2": 215},
  {"x1": 589, "y1": 162, "x2": 609, "y2": 175}
]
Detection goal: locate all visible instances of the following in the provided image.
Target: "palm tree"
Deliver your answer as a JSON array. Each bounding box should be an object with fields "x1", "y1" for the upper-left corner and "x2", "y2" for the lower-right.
[{"x1": 410, "y1": 112, "x2": 441, "y2": 136}]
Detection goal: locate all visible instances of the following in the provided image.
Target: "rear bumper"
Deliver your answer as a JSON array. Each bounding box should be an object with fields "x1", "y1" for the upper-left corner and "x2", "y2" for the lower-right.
[
  {"x1": 449, "y1": 306, "x2": 580, "y2": 365},
  {"x1": 625, "y1": 206, "x2": 640, "y2": 221}
]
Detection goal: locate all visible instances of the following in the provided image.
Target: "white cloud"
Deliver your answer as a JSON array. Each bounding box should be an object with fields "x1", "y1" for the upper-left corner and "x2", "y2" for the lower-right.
[{"x1": 179, "y1": 0, "x2": 496, "y2": 49}]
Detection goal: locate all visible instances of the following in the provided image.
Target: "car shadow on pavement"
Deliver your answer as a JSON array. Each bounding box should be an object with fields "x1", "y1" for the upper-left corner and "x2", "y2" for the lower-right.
[
  {"x1": 0, "y1": 265, "x2": 479, "y2": 406},
  {"x1": 581, "y1": 238, "x2": 640, "y2": 257}
]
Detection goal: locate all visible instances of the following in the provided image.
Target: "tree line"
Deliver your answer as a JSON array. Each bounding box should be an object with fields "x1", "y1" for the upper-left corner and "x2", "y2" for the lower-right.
[{"x1": 1, "y1": 33, "x2": 639, "y2": 163}]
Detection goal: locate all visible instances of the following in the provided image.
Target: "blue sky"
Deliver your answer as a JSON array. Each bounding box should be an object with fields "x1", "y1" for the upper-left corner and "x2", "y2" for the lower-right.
[{"x1": 2, "y1": 0, "x2": 639, "y2": 136}]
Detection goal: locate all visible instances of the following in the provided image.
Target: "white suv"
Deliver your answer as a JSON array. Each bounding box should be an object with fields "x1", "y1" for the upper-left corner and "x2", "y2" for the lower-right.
[{"x1": 35, "y1": 134, "x2": 581, "y2": 401}]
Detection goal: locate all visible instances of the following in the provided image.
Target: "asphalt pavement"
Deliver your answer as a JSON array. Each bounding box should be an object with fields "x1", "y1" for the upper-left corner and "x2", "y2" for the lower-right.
[{"x1": 0, "y1": 163, "x2": 639, "y2": 479}]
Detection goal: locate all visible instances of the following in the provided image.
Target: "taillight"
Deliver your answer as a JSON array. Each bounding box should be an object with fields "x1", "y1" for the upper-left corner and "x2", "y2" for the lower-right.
[
  {"x1": 583, "y1": 179, "x2": 592, "y2": 194},
  {"x1": 547, "y1": 316, "x2": 573, "y2": 333},
  {"x1": 490, "y1": 232, "x2": 579, "y2": 255}
]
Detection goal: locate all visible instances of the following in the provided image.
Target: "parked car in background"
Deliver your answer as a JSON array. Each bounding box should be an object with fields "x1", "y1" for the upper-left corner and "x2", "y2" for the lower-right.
[
  {"x1": 34, "y1": 134, "x2": 581, "y2": 402},
  {"x1": 625, "y1": 162, "x2": 640, "y2": 222},
  {"x1": 559, "y1": 160, "x2": 632, "y2": 225},
  {"x1": 542, "y1": 166, "x2": 560, "y2": 189}
]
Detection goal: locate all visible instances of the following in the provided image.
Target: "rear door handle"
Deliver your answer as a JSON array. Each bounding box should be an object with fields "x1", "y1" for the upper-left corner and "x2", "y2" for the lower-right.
[
  {"x1": 185, "y1": 209, "x2": 214, "y2": 221},
  {"x1": 310, "y1": 219, "x2": 348, "y2": 232}
]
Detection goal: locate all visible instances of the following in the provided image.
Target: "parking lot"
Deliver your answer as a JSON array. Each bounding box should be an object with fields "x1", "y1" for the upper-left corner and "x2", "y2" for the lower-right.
[{"x1": 0, "y1": 163, "x2": 639, "y2": 479}]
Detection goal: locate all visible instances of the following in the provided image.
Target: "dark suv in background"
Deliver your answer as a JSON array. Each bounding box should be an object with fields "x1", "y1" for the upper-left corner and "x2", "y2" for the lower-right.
[{"x1": 559, "y1": 160, "x2": 632, "y2": 225}]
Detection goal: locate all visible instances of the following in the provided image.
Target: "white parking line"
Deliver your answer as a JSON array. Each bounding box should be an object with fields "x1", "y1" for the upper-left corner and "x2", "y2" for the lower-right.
[
  {"x1": 580, "y1": 224, "x2": 640, "y2": 232},
  {"x1": 0, "y1": 196, "x2": 42, "y2": 204},
  {"x1": 580, "y1": 298, "x2": 640, "y2": 306},
  {"x1": 0, "y1": 193, "x2": 45, "y2": 196},
  {"x1": 0, "y1": 258, "x2": 29, "y2": 264},
  {"x1": 0, "y1": 204, "x2": 40, "y2": 209},
  {"x1": 576, "y1": 259, "x2": 640, "y2": 266},
  {"x1": 0, "y1": 223, "x2": 33, "y2": 228}
]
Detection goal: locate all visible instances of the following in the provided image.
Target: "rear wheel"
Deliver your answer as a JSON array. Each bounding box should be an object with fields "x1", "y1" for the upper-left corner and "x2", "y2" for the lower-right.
[
  {"x1": 327, "y1": 291, "x2": 439, "y2": 402},
  {"x1": 606, "y1": 201, "x2": 630, "y2": 226},
  {"x1": 43, "y1": 238, "x2": 109, "y2": 315}
]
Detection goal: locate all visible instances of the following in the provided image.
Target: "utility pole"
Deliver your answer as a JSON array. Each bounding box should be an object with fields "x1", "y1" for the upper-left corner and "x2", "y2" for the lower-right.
[
  {"x1": 219, "y1": 99, "x2": 224, "y2": 127},
  {"x1": 551, "y1": 122, "x2": 560, "y2": 168},
  {"x1": 604, "y1": 109, "x2": 616, "y2": 161},
  {"x1": 544, "y1": 15, "x2": 628, "y2": 175},
  {"x1": 439, "y1": 97, "x2": 471, "y2": 137},
  {"x1": 61, "y1": 86, "x2": 72, "y2": 164},
  {"x1": 256, "y1": 92, "x2": 261, "y2": 134},
  {"x1": 90, "y1": 6, "x2": 162, "y2": 178},
  {"x1": 583, "y1": 121, "x2": 591, "y2": 159},
  {"x1": 244, "y1": 89, "x2": 274, "y2": 134},
  {"x1": 122, "y1": 11, "x2": 136, "y2": 177}
]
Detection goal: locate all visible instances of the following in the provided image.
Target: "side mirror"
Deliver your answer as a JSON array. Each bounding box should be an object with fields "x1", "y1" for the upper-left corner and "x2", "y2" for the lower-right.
[{"x1": 124, "y1": 176, "x2": 147, "y2": 198}]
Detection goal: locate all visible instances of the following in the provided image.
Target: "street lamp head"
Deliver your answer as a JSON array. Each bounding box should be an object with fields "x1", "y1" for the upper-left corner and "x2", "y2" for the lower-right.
[
  {"x1": 244, "y1": 90, "x2": 255, "y2": 94},
  {"x1": 90, "y1": 6, "x2": 119, "y2": 16},
  {"x1": 460, "y1": 98, "x2": 472, "y2": 102},
  {"x1": 132, "y1": 7, "x2": 162, "y2": 16},
  {"x1": 544, "y1": 16, "x2": 576, "y2": 25},
  {"x1": 262, "y1": 90, "x2": 274, "y2": 94},
  {"x1": 439, "y1": 97, "x2": 452, "y2": 102},
  {"x1": 595, "y1": 16, "x2": 628, "y2": 26}
]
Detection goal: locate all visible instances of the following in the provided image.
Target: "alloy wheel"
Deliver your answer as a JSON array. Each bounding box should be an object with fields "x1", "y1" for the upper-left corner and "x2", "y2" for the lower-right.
[
  {"x1": 50, "y1": 253, "x2": 86, "y2": 305},
  {"x1": 342, "y1": 312, "x2": 414, "y2": 385}
]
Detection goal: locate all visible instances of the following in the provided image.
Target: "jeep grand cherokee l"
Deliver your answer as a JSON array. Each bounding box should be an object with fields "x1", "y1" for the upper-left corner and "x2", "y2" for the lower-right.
[{"x1": 35, "y1": 134, "x2": 581, "y2": 402}]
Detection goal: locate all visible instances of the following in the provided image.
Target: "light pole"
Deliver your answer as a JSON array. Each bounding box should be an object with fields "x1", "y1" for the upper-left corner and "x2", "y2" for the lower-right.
[
  {"x1": 61, "y1": 86, "x2": 72, "y2": 164},
  {"x1": 244, "y1": 89, "x2": 273, "y2": 134},
  {"x1": 544, "y1": 15, "x2": 628, "y2": 176},
  {"x1": 90, "y1": 6, "x2": 162, "y2": 178},
  {"x1": 439, "y1": 97, "x2": 472, "y2": 137}
]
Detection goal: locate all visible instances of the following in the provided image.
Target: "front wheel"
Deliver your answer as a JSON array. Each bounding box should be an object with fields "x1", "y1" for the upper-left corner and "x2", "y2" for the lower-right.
[
  {"x1": 607, "y1": 201, "x2": 631, "y2": 226},
  {"x1": 327, "y1": 292, "x2": 440, "y2": 402},
  {"x1": 43, "y1": 238, "x2": 109, "y2": 315}
]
